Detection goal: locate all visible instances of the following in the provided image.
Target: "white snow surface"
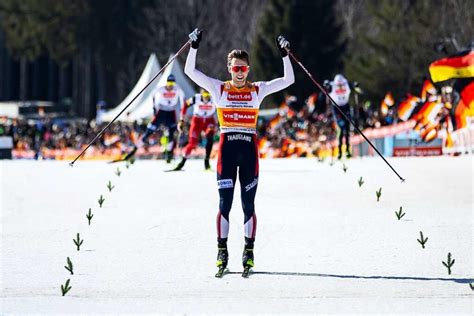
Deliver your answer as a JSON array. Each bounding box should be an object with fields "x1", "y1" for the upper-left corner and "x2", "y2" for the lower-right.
[{"x1": 1, "y1": 156, "x2": 473, "y2": 314}]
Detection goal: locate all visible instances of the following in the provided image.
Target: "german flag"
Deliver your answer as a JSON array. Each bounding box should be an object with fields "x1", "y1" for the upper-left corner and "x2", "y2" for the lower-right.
[
  {"x1": 397, "y1": 94, "x2": 420, "y2": 121},
  {"x1": 420, "y1": 79, "x2": 437, "y2": 101},
  {"x1": 419, "y1": 123, "x2": 438, "y2": 142},
  {"x1": 380, "y1": 92, "x2": 394, "y2": 116},
  {"x1": 269, "y1": 114, "x2": 281, "y2": 129},
  {"x1": 429, "y1": 49, "x2": 474, "y2": 83},
  {"x1": 451, "y1": 80, "x2": 474, "y2": 130},
  {"x1": 412, "y1": 99, "x2": 444, "y2": 128},
  {"x1": 258, "y1": 137, "x2": 269, "y2": 158}
]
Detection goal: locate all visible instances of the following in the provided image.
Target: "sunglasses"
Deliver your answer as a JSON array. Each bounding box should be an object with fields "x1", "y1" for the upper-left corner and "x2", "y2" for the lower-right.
[
  {"x1": 231, "y1": 65, "x2": 250, "y2": 73},
  {"x1": 166, "y1": 81, "x2": 175, "y2": 86},
  {"x1": 201, "y1": 92, "x2": 211, "y2": 98}
]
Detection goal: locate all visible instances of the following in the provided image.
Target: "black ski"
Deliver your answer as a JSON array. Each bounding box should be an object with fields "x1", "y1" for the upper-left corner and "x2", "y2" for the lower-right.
[
  {"x1": 242, "y1": 266, "x2": 251, "y2": 278},
  {"x1": 164, "y1": 168, "x2": 184, "y2": 172},
  {"x1": 108, "y1": 158, "x2": 126, "y2": 164}
]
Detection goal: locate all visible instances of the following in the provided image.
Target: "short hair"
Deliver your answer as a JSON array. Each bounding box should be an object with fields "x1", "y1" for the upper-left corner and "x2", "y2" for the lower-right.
[{"x1": 227, "y1": 50, "x2": 250, "y2": 66}]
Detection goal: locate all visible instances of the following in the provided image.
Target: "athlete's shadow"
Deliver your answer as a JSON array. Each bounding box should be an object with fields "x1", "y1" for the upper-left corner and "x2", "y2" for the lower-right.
[{"x1": 228, "y1": 271, "x2": 473, "y2": 284}]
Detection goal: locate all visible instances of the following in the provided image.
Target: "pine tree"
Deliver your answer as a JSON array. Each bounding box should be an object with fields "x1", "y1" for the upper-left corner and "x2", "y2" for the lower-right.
[
  {"x1": 343, "y1": 0, "x2": 442, "y2": 103},
  {"x1": 252, "y1": 0, "x2": 346, "y2": 108},
  {"x1": 0, "y1": 0, "x2": 87, "y2": 63},
  {"x1": 0, "y1": 0, "x2": 148, "y2": 114}
]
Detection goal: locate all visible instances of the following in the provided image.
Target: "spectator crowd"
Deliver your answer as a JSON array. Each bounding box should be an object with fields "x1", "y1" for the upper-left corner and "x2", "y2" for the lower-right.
[{"x1": 1, "y1": 75, "x2": 469, "y2": 160}]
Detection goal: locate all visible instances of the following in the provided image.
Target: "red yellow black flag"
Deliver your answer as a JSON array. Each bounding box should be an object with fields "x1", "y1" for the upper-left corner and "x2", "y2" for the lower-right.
[{"x1": 429, "y1": 49, "x2": 474, "y2": 83}]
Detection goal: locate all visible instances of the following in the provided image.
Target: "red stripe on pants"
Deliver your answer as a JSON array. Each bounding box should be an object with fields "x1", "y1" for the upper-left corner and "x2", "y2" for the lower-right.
[
  {"x1": 216, "y1": 211, "x2": 222, "y2": 239},
  {"x1": 252, "y1": 213, "x2": 257, "y2": 239}
]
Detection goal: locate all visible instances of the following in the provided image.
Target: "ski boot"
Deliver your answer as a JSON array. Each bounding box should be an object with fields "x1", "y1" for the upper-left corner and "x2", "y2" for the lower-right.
[
  {"x1": 173, "y1": 157, "x2": 186, "y2": 171},
  {"x1": 242, "y1": 237, "x2": 254, "y2": 278},
  {"x1": 346, "y1": 150, "x2": 352, "y2": 159},
  {"x1": 204, "y1": 158, "x2": 211, "y2": 170},
  {"x1": 215, "y1": 238, "x2": 228, "y2": 278}
]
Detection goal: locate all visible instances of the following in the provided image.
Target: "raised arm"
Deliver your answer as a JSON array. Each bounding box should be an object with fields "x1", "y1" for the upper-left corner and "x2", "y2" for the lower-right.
[
  {"x1": 256, "y1": 35, "x2": 295, "y2": 100},
  {"x1": 257, "y1": 56, "x2": 295, "y2": 100},
  {"x1": 185, "y1": 29, "x2": 222, "y2": 99}
]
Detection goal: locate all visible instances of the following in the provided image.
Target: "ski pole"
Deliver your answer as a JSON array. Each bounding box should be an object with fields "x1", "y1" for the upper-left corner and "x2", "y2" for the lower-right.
[
  {"x1": 286, "y1": 48, "x2": 406, "y2": 182},
  {"x1": 69, "y1": 40, "x2": 192, "y2": 167}
]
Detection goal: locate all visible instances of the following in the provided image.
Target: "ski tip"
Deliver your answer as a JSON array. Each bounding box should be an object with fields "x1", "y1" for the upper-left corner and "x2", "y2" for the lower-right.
[
  {"x1": 164, "y1": 169, "x2": 184, "y2": 173},
  {"x1": 108, "y1": 159, "x2": 125, "y2": 164}
]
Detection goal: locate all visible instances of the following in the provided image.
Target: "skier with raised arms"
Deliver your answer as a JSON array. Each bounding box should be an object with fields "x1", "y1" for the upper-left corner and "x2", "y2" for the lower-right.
[{"x1": 185, "y1": 28, "x2": 294, "y2": 277}]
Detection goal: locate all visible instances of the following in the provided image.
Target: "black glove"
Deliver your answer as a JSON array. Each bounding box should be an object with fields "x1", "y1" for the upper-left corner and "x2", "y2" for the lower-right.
[
  {"x1": 189, "y1": 28, "x2": 202, "y2": 49},
  {"x1": 275, "y1": 35, "x2": 290, "y2": 57}
]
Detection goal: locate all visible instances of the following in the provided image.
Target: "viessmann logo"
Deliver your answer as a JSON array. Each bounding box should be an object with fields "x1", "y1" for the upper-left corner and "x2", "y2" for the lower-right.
[
  {"x1": 227, "y1": 92, "x2": 252, "y2": 101},
  {"x1": 222, "y1": 111, "x2": 256, "y2": 123}
]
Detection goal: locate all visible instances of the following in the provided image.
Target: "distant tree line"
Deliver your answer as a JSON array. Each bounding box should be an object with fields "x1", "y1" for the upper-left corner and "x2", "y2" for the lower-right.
[
  {"x1": 0, "y1": 0, "x2": 472, "y2": 118},
  {"x1": 336, "y1": 0, "x2": 473, "y2": 102}
]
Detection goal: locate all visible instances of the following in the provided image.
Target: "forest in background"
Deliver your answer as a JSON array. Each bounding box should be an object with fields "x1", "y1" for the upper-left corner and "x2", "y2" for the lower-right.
[{"x1": 0, "y1": 0, "x2": 472, "y2": 118}]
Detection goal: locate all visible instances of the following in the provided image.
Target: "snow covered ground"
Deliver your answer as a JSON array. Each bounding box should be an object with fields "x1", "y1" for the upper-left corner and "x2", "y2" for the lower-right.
[{"x1": 1, "y1": 156, "x2": 473, "y2": 314}]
